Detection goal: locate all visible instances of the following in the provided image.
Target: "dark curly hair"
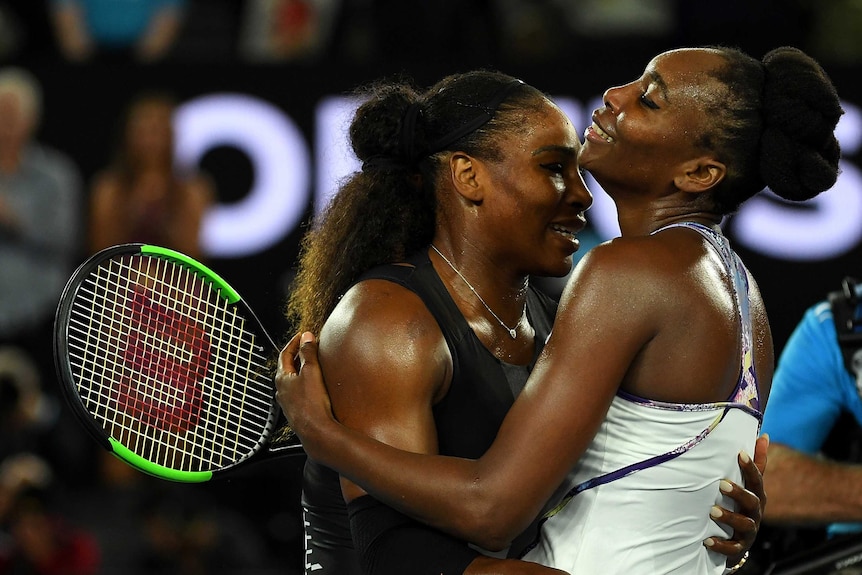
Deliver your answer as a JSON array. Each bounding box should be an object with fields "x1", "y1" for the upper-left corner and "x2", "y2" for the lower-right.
[
  {"x1": 695, "y1": 46, "x2": 843, "y2": 214},
  {"x1": 286, "y1": 71, "x2": 548, "y2": 334}
]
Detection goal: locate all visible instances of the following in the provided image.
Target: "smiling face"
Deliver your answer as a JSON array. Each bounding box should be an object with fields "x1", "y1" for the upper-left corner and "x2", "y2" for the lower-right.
[
  {"x1": 579, "y1": 48, "x2": 728, "y2": 198},
  {"x1": 477, "y1": 99, "x2": 593, "y2": 278}
]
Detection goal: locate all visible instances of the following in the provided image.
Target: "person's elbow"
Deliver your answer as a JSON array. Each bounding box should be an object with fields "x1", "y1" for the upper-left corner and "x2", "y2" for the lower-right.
[{"x1": 456, "y1": 489, "x2": 526, "y2": 551}]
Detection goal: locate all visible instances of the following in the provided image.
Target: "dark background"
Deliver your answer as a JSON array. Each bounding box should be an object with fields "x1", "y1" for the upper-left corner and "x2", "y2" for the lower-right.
[
  {"x1": 3, "y1": 1, "x2": 862, "y2": 573},
  {"x1": 24, "y1": 35, "x2": 862, "y2": 357}
]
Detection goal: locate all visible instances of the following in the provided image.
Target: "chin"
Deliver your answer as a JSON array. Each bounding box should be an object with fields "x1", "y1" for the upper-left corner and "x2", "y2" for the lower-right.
[
  {"x1": 578, "y1": 147, "x2": 608, "y2": 176},
  {"x1": 545, "y1": 254, "x2": 574, "y2": 278}
]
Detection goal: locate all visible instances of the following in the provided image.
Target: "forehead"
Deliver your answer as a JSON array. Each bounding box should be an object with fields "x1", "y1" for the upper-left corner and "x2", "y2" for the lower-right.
[
  {"x1": 0, "y1": 90, "x2": 28, "y2": 116},
  {"x1": 510, "y1": 98, "x2": 580, "y2": 151},
  {"x1": 0, "y1": 91, "x2": 21, "y2": 108},
  {"x1": 645, "y1": 49, "x2": 726, "y2": 99}
]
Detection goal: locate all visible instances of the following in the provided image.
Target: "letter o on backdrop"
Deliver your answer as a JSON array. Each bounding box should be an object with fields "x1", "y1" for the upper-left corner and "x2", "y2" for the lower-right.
[{"x1": 175, "y1": 94, "x2": 311, "y2": 258}]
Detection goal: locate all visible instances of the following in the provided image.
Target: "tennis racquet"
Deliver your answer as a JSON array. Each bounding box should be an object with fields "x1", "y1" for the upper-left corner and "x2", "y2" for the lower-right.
[{"x1": 53, "y1": 243, "x2": 302, "y2": 483}]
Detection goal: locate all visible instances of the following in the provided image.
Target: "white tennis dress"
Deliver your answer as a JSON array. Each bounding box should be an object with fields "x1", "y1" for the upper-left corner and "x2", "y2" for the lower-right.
[{"x1": 521, "y1": 222, "x2": 763, "y2": 574}]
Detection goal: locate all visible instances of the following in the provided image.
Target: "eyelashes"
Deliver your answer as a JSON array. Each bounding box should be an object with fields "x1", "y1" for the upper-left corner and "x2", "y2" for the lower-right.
[
  {"x1": 541, "y1": 163, "x2": 565, "y2": 174},
  {"x1": 639, "y1": 93, "x2": 659, "y2": 110}
]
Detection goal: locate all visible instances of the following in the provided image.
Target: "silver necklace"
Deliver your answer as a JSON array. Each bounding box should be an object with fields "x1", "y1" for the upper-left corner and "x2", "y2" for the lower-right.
[{"x1": 430, "y1": 244, "x2": 523, "y2": 339}]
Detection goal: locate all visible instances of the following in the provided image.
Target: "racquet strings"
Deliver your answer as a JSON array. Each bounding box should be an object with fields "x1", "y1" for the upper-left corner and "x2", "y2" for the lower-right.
[{"x1": 65, "y1": 254, "x2": 276, "y2": 473}]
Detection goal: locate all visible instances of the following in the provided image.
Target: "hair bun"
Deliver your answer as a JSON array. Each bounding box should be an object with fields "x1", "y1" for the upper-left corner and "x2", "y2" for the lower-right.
[
  {"x1": 349, "y1": 83, "x2": 421, "y2": 165},
  {"x1": 759, "y1": 47, "x2": 843, "y2": 201},
  {"x1": 760, "y1": 126, "x2": 841, "y2": 201}
]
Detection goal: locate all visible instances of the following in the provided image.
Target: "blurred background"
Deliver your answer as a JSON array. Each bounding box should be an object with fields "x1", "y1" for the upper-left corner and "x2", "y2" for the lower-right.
[{"x1": 1, "y1": 1, "x2": 861, "y2": 573}]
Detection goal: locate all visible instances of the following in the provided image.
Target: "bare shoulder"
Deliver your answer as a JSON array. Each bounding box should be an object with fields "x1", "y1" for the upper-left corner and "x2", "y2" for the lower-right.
[
  {"x1": 589, "y1": 229, "x2": 718, "y2": 282},
  {"x1": 322, "y1": 277, "x2": 442, "y2": 344},
  {"x1": 319, "y1": 277, "x2": 451, "y2": 399},
  {"x1": 568, "y1": 235, "x2": 682, "y2": 295},
  {"x1": 555, "y1": 233, "x2": 702, "y2": 337}
]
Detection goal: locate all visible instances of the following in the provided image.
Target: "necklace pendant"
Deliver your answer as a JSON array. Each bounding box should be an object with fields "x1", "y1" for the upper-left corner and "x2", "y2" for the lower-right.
[{"x1": 431, "y1": 244, "x2": 523, "y2": 342}]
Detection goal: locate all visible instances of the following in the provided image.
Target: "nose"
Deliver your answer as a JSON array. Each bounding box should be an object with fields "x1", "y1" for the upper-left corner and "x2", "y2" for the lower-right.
[
  {"x1": 566, "y1": 171, "x2": 593, "y2": 212},
  {"x1": 602, "y1": 84, "x2": 625, "y2": 115}
]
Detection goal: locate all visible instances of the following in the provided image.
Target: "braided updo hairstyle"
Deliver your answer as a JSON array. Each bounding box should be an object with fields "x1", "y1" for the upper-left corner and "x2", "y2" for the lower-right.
[
  {"x1": 696, "y1": 46, "x2": 843, "y2": 214},
  {"x1": 286, "y1": 71, "x2": 547, "y2": 334}
]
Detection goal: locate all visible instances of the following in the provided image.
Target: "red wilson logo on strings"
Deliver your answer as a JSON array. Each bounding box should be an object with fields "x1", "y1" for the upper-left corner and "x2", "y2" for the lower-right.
[{"x1": 115, "y1": 289, "x2": 211, "y2": 434}]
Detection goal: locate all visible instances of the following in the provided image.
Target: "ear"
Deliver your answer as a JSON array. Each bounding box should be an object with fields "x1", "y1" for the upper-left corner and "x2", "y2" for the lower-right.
[
  {"x1": 449, "y1": 152, "x2": 484, "y2": 203},
  {"x1": 673, "y1": 157, "x2": 726, "y2": 194}
]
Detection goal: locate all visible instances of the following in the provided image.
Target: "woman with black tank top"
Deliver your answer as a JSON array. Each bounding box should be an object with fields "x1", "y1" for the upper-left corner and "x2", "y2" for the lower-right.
[{"x1": 281, "y1": 69, "x2": 768, "y2": 574}]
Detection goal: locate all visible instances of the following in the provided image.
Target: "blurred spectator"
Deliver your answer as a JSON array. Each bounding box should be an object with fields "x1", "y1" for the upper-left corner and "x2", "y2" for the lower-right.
[
  {"x1": 88, "y1": 92, "x2": 214, "y2": 260},
  {"x1": 59, "y1": 451, "x2": 285, "y2": 575},
  {"x1": 762, "y1": 278, "x2": 862, "y2": 536},
  {"x1": 493, "y1": 0, "x2": 675, "y2": 68},
  {"x1": 48, "y1": 0, "x2": 188, "y2": 64},
  {"x1": 0, "y1": 67, "x2": 83, "y2": 366},
  {"x1": 238, "y1": 0, "x2": 341, "y2": 63},
  {"x1": 0, "y1": 347, "x2": 57, "y2": 461},
  {"x1": 166, "y1": 0, "x2": 240, "y2": 63},
  {"x1": 0, "y1": 346, "x2": 94, "y2": 490},
  {"x1": 562, "y1": 0, "x2": 674, "y2": 36},
  {"x1": 0, "y1": 454, "x2": 101, "y2": 575},
  {"x1": 334, "y1": 0, "x2": 499, "y2": 68},
  {"x1": 493, "y1": 0, "x2": 571, "y2": 64},
  {"x1": 0, "y1": 453, "x2": 52, "y2": 522},
  {"x1": 0, "y1": 2, "x2": 63, "y2": 63},
  {"x1": 138, "y1": 486, "x2": 278, "y2": 575}
]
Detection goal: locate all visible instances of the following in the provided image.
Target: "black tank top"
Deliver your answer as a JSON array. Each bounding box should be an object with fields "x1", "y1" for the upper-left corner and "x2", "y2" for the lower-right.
[{"x1": 300, "y1": 250, "x2": 558, "y2": 574}]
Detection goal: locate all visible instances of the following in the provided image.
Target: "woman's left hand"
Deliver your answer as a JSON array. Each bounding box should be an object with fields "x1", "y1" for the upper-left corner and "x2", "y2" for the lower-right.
[
  {"x1": 704, "y1": 434, "x2": 768, "y2": 566},
  {"x1": 274, "y1": 332, "x2": 336, "y2": 461}
]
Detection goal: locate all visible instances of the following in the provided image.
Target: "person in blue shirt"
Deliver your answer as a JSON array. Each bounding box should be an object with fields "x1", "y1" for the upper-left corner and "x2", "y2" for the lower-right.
[
  {"x1": 761, "y1": 278, "x2": 862, "y2": 537},
  {"x1": 49, "y1": 0, "x2": 187, "y2": 63}
]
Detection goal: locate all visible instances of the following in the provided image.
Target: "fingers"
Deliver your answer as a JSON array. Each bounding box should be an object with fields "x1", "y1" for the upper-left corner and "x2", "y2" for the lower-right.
[
  {"x1": 739, "y1": 446, "x2": 767, "y2": 520},
  {"x1": 704, "y1": 476, "x2": 759, "y2": 561},
  {"x1": 704, "y1": 531, "x2": 745, "y2": 558},
  {"x1": 297, "y1": 331, "x2": 318, "y2": 372},
  {"x1": 702, "y1": 440, "x2": 768, "y2": 558},
  {"x1": 704, "y1": 499, "x2": 753, "y2": 558},
  {"x1": 722, "y1": 472, "x2": 760, "y2": 515},
  {"x1": 276, "y1": 332, "x2": 318, "y2": 379},
  {"x1": 276, "y1": 332, "x2": 303, "y2": 379}
]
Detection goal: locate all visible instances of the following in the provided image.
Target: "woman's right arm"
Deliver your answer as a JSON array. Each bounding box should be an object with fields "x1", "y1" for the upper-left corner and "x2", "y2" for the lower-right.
[{"x1": 279, "y1": 242, "x2": 767, "y2": 552}]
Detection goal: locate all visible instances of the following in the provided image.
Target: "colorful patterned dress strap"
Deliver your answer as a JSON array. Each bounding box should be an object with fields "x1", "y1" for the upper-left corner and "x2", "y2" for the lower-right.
[{"x1": 653, "y1": 221, "x2": 760, "y2": 411}]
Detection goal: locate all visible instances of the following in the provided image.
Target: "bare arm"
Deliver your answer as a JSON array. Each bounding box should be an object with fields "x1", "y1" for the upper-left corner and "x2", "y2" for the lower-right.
[
  {"x1": 281, "y1": 247, "x2": 638, "y2": 549},
  {"x1": 50, "y1": 1, "x2": 94, "y2": 62},
  {"x1": 279, "y1": 240, "x2": 768, "y2": 555},
  {"x1": 764, "y1": 441, "x2": 862, "y2": 524},
  {"x1": 136, "y1": 5, "x2": 184, "y2": 62},
  {"x1": 465, "y1": 557, "x2": 568, "y2": 575}
]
